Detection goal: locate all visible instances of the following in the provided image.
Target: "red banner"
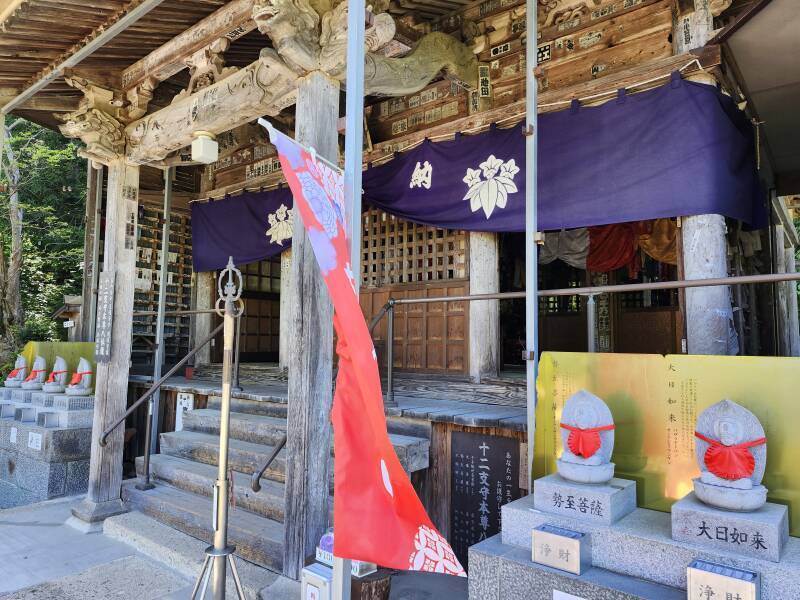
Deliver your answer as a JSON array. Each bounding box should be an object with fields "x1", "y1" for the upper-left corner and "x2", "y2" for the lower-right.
[{"x1": 266, "y1": 123, "x2": 465, "y2": 576}]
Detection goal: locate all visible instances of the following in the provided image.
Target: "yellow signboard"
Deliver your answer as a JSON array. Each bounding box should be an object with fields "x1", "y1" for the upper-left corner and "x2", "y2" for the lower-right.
[{"x1": 535, "y1": 352, "x2": 800, "y2": 536}]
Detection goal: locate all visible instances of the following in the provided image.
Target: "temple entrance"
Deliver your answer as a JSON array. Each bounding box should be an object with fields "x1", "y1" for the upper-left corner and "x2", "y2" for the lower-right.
[{"x1": 212, "y1": 256, "x2": 281, "y2": 363}]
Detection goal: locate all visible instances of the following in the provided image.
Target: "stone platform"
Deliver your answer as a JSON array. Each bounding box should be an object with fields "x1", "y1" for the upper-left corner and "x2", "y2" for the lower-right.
[
  {"x1": 468, "y1": 493, "x2": 800, "y2": 599},
  {"x1": 0, "y1": 391, "x2": 94, "y2": 508}
]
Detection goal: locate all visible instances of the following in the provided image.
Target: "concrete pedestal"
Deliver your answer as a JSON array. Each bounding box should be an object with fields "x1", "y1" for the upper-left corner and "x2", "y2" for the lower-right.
[
  {"x1": 533, "y1": 474, "x2": 636, "y2": 525},
  {"x1": 467, "y1": 493, "x2": 800, "y2": 600},
  {"x1": 671, "y1": 493, "x2": 788, "y2": 563}
]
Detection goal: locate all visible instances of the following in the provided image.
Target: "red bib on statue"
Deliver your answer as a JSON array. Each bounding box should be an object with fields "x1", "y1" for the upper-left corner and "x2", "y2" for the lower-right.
[
  {"x1": 695, "y1": 431, "x2": 766, "y2": 480},
  {"x1": 561, "y1": 423, "x2": 615, "y2": 459}
]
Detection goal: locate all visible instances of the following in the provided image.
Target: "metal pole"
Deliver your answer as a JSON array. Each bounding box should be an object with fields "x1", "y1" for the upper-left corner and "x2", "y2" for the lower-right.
[
  {"x1": 586, "y1": 294, "x2": 597, "y2": 353},
  {"x1": 336, "y1": 0, "x2": 366, "y2": 589},
  {"x1": 88, "y1": 165, "x2": 104, "y2": 340},
  {"x1": 150, "y1": 167, "x2": 173, "y2": 452},
  {"x1": 211, "y1": 258, "x2": 242, "y2": 600},
  {"x1": 385, "y1": 303, "x2": 395, "y2": 406},
  {"x1": 232, "y1": 311, "x2": 242, "y2": 392},
  {"x1": 524, "y1": 0, "x2": 539, "y2": 493}
]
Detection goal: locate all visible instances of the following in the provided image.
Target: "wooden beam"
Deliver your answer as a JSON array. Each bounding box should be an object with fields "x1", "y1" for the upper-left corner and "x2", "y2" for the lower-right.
[
  {"x1": 121, "y1": 0, "x2": 257, "y2": 92},
  {"x1": 0, "y1": 0, "x2": 28, "y2": 30}
]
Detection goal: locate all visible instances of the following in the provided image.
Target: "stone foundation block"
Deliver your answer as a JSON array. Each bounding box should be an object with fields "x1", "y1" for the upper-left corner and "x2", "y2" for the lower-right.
[
  {"x1": 11, "y1": 389, "x2": 34, "y2": 403},
  {"x1": 52, "y1": 394, "x2": 94, "y2": 411},
  {"x1": 31, "y1": 391, "x2": 56, "y2": 407},
  {"x1": 672, "y1": 493, "x2": 788, "y2": 563},
  {"x1": 533, "y1": 474, "x2": 636, "y2": 525},
  {"x1": 37, "y1": 409, "x2": 94, "y2": 429}
]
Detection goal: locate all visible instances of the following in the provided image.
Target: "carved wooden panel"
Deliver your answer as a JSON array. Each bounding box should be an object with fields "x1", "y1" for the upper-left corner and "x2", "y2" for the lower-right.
[{"x1": 360, "y1": 208, "x2": 468, "y2": 288}]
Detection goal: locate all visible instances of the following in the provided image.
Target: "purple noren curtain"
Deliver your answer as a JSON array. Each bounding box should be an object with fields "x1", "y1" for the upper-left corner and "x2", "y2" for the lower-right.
[{"x1": 191, "y1": 73, "x2": 764, "y2": 271}]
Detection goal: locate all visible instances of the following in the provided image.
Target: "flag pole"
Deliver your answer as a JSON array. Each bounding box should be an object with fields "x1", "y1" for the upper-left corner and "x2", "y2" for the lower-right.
[
  {"x1": 335, "y1": 0, "x2": 367, "y2": 593},
  {"x1": 524, "y1": 0, "x2": 539, "y2": 491}
]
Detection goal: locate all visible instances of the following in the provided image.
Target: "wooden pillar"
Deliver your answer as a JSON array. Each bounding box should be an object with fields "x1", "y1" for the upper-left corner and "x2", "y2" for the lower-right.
[
  {"x1": 81, "y1": 163, "x2": 102, "y2": 341},
  {"x1": 193, "y1": 271, "x2": 215, "y2": 366},
  {"x1": 279, "y1": 248, "x2": 293, "y2": 370},
  {"x1": 682, "y1": 214, "x2": 736, "y2": 355},
  {"x1": 785, "y1": 245, "x2": 800, "y2": 357},
  {"x1": 773, "y1": 226, "x2": 791, "y2": 356},
  {"x1": 468, "y1": 232, "x2": 499, "y2": 381},
  {"x1": 283, "y1": 71, "x2": 338, "y2": 580},
  {"x1": 72, "y1": 158, "x2": 140, "y2": 527}
]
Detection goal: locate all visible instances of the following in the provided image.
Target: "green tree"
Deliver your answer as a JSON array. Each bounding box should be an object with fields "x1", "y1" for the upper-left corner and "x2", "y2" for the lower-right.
[{"x1": 0, "y1": 118, "x2": 85, "y2": 361}]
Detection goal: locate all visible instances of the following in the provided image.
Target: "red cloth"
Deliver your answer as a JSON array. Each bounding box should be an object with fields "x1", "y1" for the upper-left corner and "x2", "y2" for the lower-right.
[
  {"x1": 561, "y1": 423, "x2": 615, "y2": 459},
  {"x1": 695, "y1": 432, "x2": 766, "y2": 480},
  {"x1": 46, "y1": 370, "x2": 66, "y2": 383},
  {"x1": 586, "y1": 224, "x2": 639, "y2": 276},
  {"x1": 7, "y1": 368, "x2": 20, "y2": 378},
  {"x1": 69, "y1": 371, "x2": 92, "y2": 385},
  {"x1": 24, "y1": 369, "x2": 44, "y2": 382},
  {"x1": 271, "y1": 127, "x2": 464, "y2": 576}
]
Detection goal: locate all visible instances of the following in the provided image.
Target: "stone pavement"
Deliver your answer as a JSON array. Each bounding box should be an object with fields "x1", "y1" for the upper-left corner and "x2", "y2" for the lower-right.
[{"x1": 0, "y1": 495, "x2": 193, "y2": 599}]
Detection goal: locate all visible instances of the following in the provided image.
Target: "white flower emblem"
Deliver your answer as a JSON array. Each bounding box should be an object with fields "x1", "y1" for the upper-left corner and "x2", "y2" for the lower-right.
[
  {"x1": 462, "y1": 155, "x2": 519, "y2": 219},
  {"x1": 266, "y1": 204, "x2": 294, "y2": 245},
  {"x1": 409, "y1": 160, "x2": 433, "y2": 189},
  {"x1": 408, "y1": 525, "x2": 466, "y2": 576},
  {"x1": 297, "y1": 171, "x2": 338, "y2": 238}
]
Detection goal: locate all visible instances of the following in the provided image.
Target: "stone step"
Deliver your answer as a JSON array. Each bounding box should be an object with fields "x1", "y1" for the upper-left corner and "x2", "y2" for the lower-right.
[
  {"x1": 183, "y1": 409, "x2": 287, "y2": 446},
  {"x1": 207, "y1": 396, "x2": 288, "y2": 418},
  {"x1": 121, "y1": 479, "x2": 285, "y2": 573},
  {"x1": 103, "y1": 510, "x2": 289, "y2": 600},
  {"x1": 160, "y1": 430, "x2": 288, "y2": 482},
  {"x1": 177, "y1": 412, "x2": 430, "y2": 473},
  {"x1": 136, "y1": 453, "x2": 287, "y2": 522}
]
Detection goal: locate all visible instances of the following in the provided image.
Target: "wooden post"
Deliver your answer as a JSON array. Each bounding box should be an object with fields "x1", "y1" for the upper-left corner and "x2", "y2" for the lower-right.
[
  {"x1": 81, "y1": 162, "x2": 102, "y2": 341},
  {"x1": 193, "y1": 271, "x2": 216, "y2": 366},
  {"x1": 283, "y1": 71, "x2": 338, "y2": 580},
  {"x1": 279, "y1": 248, "x2": 293, "y2": 370},
  {"x1": 773, "y1": 226, "x2": 790, "y2": 356},
  {"x1": 786, "y1": 245, "x2": 800, "y2": 357},
  {"x1": 681, "y1": 214, "x2": 736, "y2": 355},
  {"x1": 71, "y1": 158, "x2": 140, "y2": 527},
  {"x1": 468, "y1": 231, "x2": 499, "y2": 381}
]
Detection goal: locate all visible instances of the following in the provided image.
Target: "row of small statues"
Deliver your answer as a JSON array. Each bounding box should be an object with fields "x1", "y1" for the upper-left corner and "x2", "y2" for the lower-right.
[
  {"x1": 4, "y1": 354, "x2": 94, "y2": 395},
  {"x1": 558, "y1": 391, "x2": 768, "y2": 512}
]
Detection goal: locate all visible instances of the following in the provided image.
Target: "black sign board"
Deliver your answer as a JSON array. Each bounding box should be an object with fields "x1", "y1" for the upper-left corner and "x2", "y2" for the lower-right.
[{"x1": 450, "y1": 431, "x2": 521, "y2": 569}]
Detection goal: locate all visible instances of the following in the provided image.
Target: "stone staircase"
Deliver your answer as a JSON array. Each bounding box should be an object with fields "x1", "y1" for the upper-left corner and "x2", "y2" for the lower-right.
[{"x1": 122, "y1": 393, "x2": 431, "y2": 576}]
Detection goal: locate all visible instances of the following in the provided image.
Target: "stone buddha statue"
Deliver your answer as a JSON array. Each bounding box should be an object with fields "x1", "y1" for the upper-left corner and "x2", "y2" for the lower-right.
[
  {"x1": 557, "y1": 390, "x2": 616, "y2": 484},
  {"x1": 21, "y1": 355, "x2": 47, "y2": 390},
  {"x1": 66, "y1": 357, "x2": 94, "y2": 396},
  {"x1": 693, "y1": 399, "x2": 767, "y2": 511},
  {"x1": 43, "y1": 356, "x2": 69, "y2": 394},
  {"x1": 4, "y1": 355, "x2": 27, "y2": 388}
]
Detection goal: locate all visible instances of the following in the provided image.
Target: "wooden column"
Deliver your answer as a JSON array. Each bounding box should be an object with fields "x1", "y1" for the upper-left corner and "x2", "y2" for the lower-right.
[
  {"x1": 279, "y1": 248, "x2": 293, "y2": 370},
  {"x1": 80, "y1": 162, "x2": 102, "y2": 341},
  {"x1": 468, "y1": 231, "x2": 499, "y2": 381},
  {"x1": 283, "y1": 71, "x2": 338, "y2": 580},
  {"x1": 193, "y1": 271, "x2": 215, "y2": 366},
  {"x1": 72, "y1": 158, "x2": 140, "y2": 526},
  {"x1": 785, "y1": 245, "x2": 800, "y2": 357},
  {"x1": 681, "y1": 214, "x2": 736, "y2": 355},
  {"x1": 773, "y1": 226, "x2": 791, "y2": 356}
]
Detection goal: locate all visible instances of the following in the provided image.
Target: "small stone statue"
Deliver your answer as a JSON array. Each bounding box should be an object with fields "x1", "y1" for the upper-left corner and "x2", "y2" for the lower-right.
[
  {"x1": 43, "y1": 356, "x2": 69, "y2": 393},
  {"x1": 693, "y1": 399, "x2": 767, "y2": 511},
  {"x1": 557, "y1": 390, "x2": 616, "y2": 484},
  {"x1": 21, "y1": 355, "x2": 47, "y2": 390},
  {"x1": 66, "y1": 357, "x2": 94, "y2": 396},
  {"x1": 4, "y1": 355, "x2": 27, "y2": 388}
]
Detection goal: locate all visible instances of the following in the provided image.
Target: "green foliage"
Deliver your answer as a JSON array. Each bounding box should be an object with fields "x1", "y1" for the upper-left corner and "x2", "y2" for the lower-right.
[{"x1": 2, "y1": 118, "x2": 86, "y2": 343}]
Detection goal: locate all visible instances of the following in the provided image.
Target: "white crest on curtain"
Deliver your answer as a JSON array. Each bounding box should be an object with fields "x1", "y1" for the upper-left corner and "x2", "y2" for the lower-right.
[
  {"x1": 462, "y1": 155, "x2": 519, "y2": 218},
  {"x1": 410, "y1": 160, "x2": 433, "y2": 189},
  {"x1": 266, "y1": 203, "x2": 294, "y2": 245}
]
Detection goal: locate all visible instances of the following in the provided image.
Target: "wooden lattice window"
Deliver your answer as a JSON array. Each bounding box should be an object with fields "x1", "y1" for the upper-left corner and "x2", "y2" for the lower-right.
[{"x1": 360, "y1": 208, "x2": 468, "y2": 288}]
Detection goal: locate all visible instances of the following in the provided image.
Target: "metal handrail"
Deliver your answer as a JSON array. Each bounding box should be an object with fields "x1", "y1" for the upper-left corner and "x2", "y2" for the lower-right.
[
  {"x1": 370, "y1": 271, "x2": 800, "y2": 404},
  {"x1": 98, "y1": 321, "x2": 225, "y2": 448},
  {"x1": 251, "y1": 434, "x2": 287, "y2": 492}
]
